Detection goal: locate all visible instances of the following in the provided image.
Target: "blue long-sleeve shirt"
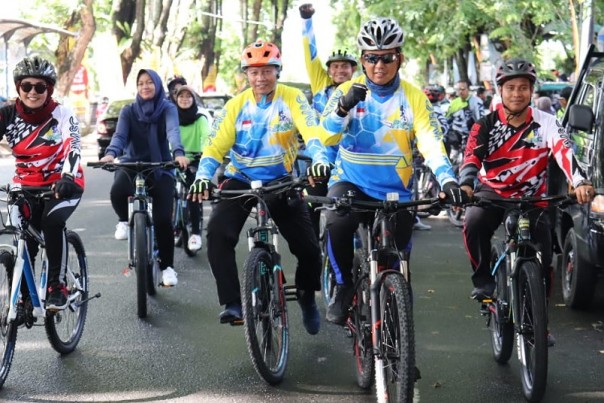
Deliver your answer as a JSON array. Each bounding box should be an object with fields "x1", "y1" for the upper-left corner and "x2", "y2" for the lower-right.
[{"x1": 105, "y1": 102, "x2": 185, "y2": 162}]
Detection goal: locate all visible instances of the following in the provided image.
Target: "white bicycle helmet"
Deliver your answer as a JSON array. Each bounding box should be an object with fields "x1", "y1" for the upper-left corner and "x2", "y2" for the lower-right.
[{"x1": 357, "y1": 18, "x2": 404, "y2": 51}]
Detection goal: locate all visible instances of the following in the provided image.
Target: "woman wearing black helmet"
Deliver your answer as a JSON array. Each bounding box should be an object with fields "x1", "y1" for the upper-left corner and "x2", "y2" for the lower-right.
[
  {"x1": 0, "y1": 56, "x2": 85, "y2": 310},
  {"x1": 458, "y1": 58, "x2": 594, "y2": 345}
]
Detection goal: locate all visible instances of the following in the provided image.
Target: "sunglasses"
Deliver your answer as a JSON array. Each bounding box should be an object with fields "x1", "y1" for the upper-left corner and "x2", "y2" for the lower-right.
[
  {"x1": 362, "y1": 53, "x2": 398, "y2": 65},
  {"x1": 20, "y1": 82, "x2": 48, "y2": 94}
]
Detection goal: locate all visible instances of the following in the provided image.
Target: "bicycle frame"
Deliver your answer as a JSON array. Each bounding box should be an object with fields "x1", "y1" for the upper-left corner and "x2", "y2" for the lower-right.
[
  {"x1": 128, "y1": 173, "x2": 154, "y2": 270},
  {"x1": 1, "y1": 186, "x2": 87, "y2": 322}
]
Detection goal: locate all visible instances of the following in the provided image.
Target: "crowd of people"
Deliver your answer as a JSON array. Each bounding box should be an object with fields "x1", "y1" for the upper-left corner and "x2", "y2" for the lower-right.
[{"x1": 0, "y1": 3, "x2": 594, "y2": 379}]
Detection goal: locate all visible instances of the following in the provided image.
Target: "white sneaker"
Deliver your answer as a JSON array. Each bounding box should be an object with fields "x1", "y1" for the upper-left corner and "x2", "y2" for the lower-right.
[
  {"x1": 413, "y1": 219, "x2": 432, "y2": 231},
  {"x1": 162, "y1": 267, "x2": 178, "y2": 286},
  {"x1": 114, "y1": 222, "x2": 129, "y2": 240},
  {"x1": 188, "y1": 234, "x2": 202, "y2": 251}
]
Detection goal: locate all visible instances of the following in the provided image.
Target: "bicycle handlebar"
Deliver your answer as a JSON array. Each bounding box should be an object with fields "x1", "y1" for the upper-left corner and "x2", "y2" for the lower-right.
[
  {"x1": 0, "y1": 184, "x2": 54, "y2": 200},
  {"x1": 87, "y1": 160, "x2": 180, "y2": 172},
  {"x1": 302, "y1": 194, "x2": 442, "y2": 211},
  {"x1": 469, "y1": 193, "x2": 576, "y2": 208},
  {"x1": 212, "y1": 177, "x2": 308, "y2": 198}
]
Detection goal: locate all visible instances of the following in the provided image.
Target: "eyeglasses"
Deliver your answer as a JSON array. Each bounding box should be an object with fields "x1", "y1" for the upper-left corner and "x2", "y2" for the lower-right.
[
  {"x1": 20, "y1": 82, "x2": 48, "y2": 94},
  {"x1": 455, "y1": 87, "x2": 468, "y2": 91},
  {"x1": 362, "y1": 53, "x2": 398, "y2": 65}
]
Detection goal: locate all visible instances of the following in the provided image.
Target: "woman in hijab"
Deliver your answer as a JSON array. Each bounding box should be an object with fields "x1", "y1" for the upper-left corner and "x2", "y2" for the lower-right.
[
  {"x1": 174, "y1": 85, "x2": 210, "y2": 252},
  {"x1": 100, "y1": 69, "x2": 189, "y2": 286}
]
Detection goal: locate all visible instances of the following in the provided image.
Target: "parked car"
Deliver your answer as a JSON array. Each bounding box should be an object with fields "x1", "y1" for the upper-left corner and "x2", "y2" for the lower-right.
[
  {"x1": 197, "y1": 93, "x2": 231, "y2": 117},
  {"x1": 550, "y1": 44, "x2": 604, "y2": 309},
  {"x1": 95, "y1": 98, "x2": 132, "y2": 160}
]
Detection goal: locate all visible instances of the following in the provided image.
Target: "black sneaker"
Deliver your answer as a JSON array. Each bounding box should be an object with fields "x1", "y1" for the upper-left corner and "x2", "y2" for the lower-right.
[
  {"x1": 46, "y1": 284, "x2": 68, "y2": 311},
  {"x1": 297, "y1": 290, "x2": 320, "y2": 335},
  {"x1": 470, "y1": 282, "x2": 496, "y2": 301},
  {"x1": 219, "y1": 302, "x2": 242, "y2": 324},
  {"x1": 326, "y1": 285, "x2": 354, "y2": 325}
]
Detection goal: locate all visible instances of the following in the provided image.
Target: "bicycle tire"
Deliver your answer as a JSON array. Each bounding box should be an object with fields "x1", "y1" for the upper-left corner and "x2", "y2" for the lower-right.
[
  {"x1": 321, "y1": 252, "x2": 335, "y2": 307},
  {"x1": 45, "y1": 231, "x2": 89, "y2": 354},
  {"x1": 517, "y1": 261, "x2": 548, "y2": 402},
  {"x1": 0, "y1": 251, "x2": 17, "y2": 388},
  {"x1": 446, "y1": 206, "x2": 464, "y2": 228},
  {"x1": 147, "y1": 233, "x2": 158, "y2": 296},
  {"x1": 133, "y1": 213, "x2": 149, "y2": 318},
  {"x1": 489, "y1": 244, "x2": 513, "y2": 364},
  {"x1": 242, "y1": 247, "x2": 289, "y2": 385},
  {"x1": 353, "y1": 273, "x2": 374, "y2": 389},
  {"x1": 375, "y1": 273, "x2": 415, "y2": 403}
]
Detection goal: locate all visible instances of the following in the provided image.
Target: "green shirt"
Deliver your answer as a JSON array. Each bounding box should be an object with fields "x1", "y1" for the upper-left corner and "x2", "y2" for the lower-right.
[{"x1": 180, "y1": 115, "x2": 210, "y2": 159}]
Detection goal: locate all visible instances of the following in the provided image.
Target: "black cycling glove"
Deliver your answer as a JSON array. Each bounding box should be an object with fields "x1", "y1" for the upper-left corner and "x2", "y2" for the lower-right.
[
  {"x1": 442, "y1": 182, "x2": 469, "y2": 206},
  {"x1": 306, "y1": 162, "x2": 330, "y2": 179},
  {"x1": 338, "y1": 83, "x2": 368, "y2": 114},
  {"x1": 53, "y1": 174, "x2": 81, "y2": 199},
  {"x1": 299, "y1": 4, "x2": 315, "y2": 19},
  {"x1": 189, "y1": 178, "x2": 213, "y2": 198}
]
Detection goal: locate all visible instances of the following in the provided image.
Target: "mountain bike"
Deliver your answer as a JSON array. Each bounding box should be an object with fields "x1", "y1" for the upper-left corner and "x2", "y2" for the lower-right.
[
  {"x1": 212, "y1": 177, "x2": 307, "y2": 385},
  {"x1": 0, "y1": 185, "x2": 99, "y2": 388},
  {"x1": 473, "y1": 194, "x2": 575, "y2": 402},
  {"x1": 304, "y1": 191, "x2": 443, "y2": 403},
  {"x1": 173, "y1": 154, "x2": 201, "y2": 257},
  {"x1": 88, "y1": 161, "x2": 178, "y2": 318}
]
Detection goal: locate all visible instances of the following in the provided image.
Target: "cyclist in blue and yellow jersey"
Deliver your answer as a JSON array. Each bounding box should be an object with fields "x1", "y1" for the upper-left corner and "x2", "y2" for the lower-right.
[
  {"x1": 299, "y1": 3, "x2": 357, "y2": 117},
  {"x1": 317, "y1": 18, "x2": 467, "y2": 325},
  {"x1": 299, "y1": 3, "x2": 358, "y2": 238},
  {"x1": 188, "y1": 40, "x2": 330, "y2": 335}
]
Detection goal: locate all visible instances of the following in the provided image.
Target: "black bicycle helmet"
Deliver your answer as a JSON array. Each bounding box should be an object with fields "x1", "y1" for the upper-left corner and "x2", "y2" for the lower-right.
[
  {"x1": 13, "y1": 56, "x2": 57, "y2": 85},
  {"x1": 357, "y1": 18, "x2": 404, "y2": 51},
  {"x1": 167, "y1": 75, "x2": 187, "y2": 92},
  {"x1": 326, "y1": 49, "x2": 357, "y2": 67},
  {"x1": 495, "y1": 58, "x2": 537, "y2": 86}
]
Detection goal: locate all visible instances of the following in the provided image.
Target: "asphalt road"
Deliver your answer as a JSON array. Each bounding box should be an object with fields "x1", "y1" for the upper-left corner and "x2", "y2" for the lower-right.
[{"x1": 0, "y1": 137, "x2": 601, "y2": 402}]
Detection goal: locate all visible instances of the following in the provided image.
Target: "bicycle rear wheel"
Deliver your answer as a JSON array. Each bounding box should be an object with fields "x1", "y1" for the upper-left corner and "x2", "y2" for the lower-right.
[
  {"x1": 518, "y1": 261, "x2": 548, "y2": 402},
  {"x1": 489, "y1": 244, "x2": 513, "y2": 363},
  {"x1": 375, "y1": 273, "x2": 415, "y2": 403},
  {"x1": 133, "y1": 213, "x2": 149, "y2": 318},
  {"x1": 242, "y1": 248, "x2": 289, "y2": 385},
  {"x1": 45, "y1": 231, "x2": 89, "y2": 354},
  {"x1": 0, "y1": 251, "x2": 17, "y2": 388}
]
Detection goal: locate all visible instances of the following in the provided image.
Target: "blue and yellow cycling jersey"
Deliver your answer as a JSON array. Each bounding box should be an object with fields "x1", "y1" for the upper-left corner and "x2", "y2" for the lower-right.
[
  {"x1": 319, "y1": 76, "x2": 457, "y2": 200},
  {"x1": 196, "y1": 84, "x2": 328, "y2": 183},
  {"x1": 302, "y1": 18, "x2": 336, "y2": 116}
]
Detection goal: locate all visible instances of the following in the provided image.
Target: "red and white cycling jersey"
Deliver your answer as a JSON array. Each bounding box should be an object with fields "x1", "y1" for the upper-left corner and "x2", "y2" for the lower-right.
[
  {"x1": 0, "y1": 104, "x2": 84, "y2": 188},
  {"x1": 459, "y1": 103, "x2": 586, "y2": 198}
]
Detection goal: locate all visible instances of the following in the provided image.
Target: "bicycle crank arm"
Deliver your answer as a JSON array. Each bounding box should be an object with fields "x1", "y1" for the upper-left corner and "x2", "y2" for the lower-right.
[{"x1": 73, "y1": 292, "x2": 102, "y2": 307}]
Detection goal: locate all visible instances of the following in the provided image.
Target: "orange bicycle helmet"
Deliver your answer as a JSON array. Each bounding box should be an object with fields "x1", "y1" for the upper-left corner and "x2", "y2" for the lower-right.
[{"x1": 241, "y1": 40, "x2": 282, "y2": 70}]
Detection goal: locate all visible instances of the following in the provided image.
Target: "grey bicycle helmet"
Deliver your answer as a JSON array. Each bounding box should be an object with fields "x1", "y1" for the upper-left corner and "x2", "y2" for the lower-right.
[
  {"x1": 326, "y1": 49, "x2": 357, "y2": 67},
  {"x1": 357, "y1": 18, "x2": 404, "y2": 51},
  {"x1": 495, "y1": 58, "x2": 537, "y2": 86},
  {"x1": 13, "y1": 56, "x2": 57, "y2": 85}
]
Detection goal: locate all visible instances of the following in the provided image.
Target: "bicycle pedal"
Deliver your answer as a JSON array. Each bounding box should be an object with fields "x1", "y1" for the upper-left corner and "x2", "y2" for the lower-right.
[{"x1": 229, "y1": 319, "x2": 244, "y2": 326}]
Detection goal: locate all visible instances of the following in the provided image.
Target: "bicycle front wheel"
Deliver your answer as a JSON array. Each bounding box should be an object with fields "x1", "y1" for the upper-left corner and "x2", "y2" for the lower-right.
[
  {"x1": 242, "y1": 248, "x2": 289, "y2": 385},
  {"x1": 489, "y1": 244, "x2": 513, "y2": 363},
  {"x1": 0, "y1": 251, "x2": 17, "y2": 388},
  {"x1": 353, "y1": 274, "x2": 374, "y2": 389},
  {"x1": 45, "y1": 231, "x2": 89, "y2": 354},
  {"x1": 517, "y1": 261, "x2": 548, "y2": 402},
  {"x1": 375, "y1": 273, "x2": 415, "y2": 403},
  {"x1": 133, "y1": 213, "x2": 149, "y2": 318}
]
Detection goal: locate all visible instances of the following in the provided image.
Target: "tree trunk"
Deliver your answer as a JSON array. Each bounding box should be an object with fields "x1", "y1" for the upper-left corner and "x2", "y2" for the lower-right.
[
  {"x1": 119, "y1": 0, "x2": 146, "y2": 84},
  {"x1": 54, "y1": 0, "x2": 96, "y2": 97}
]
